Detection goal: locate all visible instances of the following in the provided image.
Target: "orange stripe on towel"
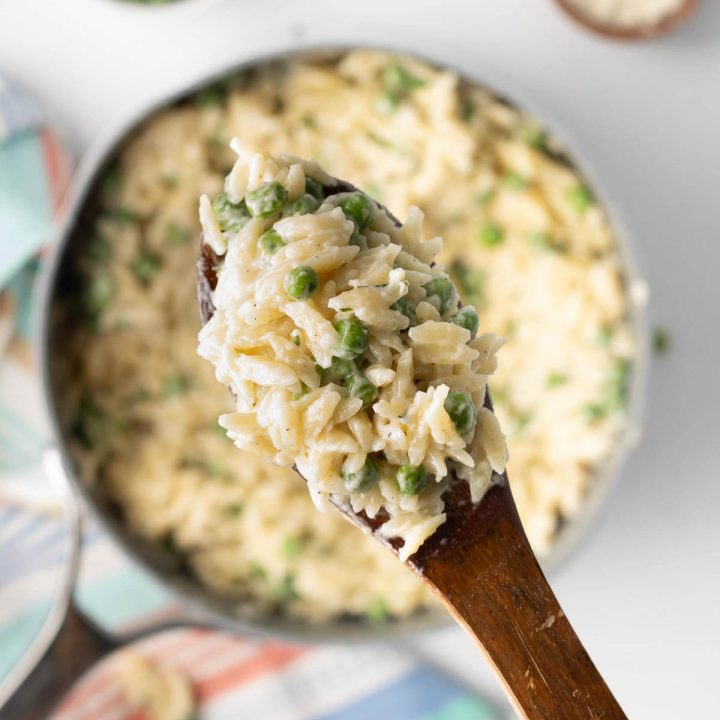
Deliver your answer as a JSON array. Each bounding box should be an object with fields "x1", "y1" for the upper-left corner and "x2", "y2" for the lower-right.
[
  {"x1": 197, "y1": 643, "x2": 306, "y2": 699},
  {"x1": 40, "y1": 129, "x2": 69, "y2": 213},
  {"x1": 124, "y1": 710, "x2": 151, "y2": 720}
]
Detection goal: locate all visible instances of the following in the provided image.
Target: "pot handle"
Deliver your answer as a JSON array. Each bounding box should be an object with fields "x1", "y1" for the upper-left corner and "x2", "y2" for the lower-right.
[
  {"x1": 2, "y1": 601, "x2": 115, "y2": 720},
  {"x1": 0, "y1": 448, "x2": 115, "y2": 719}
]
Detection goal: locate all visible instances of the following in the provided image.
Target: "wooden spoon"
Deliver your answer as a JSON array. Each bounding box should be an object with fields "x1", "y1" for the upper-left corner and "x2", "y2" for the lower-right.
[
  {"x1": 197, "y1": 179, "x2": 628, "y2": 720},
  {"x1": 555, "y1": 0, "x2": 697, "y2": 41}
]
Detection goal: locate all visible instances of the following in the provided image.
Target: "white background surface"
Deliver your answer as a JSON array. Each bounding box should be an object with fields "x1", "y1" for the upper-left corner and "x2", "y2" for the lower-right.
[{"x1": 1, "y1": 0, "x2": 719, "y2": 716}]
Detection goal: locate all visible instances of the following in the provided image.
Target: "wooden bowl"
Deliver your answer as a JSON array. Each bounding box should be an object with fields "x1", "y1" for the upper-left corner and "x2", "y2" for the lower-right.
[{"x1": 555, "y1": 0, "x2": 698, "y2": 40}]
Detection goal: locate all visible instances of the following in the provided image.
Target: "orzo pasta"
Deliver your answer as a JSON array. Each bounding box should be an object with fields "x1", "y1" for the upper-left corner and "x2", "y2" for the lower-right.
[
  {"x1": 198, "y1": 147, "x2": 508, "y2": 560},
  {"x1": 64, "y1": 49, "x2": 633, "y2": 621}
]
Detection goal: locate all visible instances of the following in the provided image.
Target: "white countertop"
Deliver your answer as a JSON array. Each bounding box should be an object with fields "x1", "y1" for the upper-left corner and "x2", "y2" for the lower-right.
[{"x1": 1, "y1": 0, "x2": 719, "y2": 716}]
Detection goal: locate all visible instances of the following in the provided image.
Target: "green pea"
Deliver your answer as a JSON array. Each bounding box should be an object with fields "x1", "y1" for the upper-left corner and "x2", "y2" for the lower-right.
[
  {"x1": 282, "y1": 536, "x2": 305, "y2": 559},
  {"x1": 547, "y1": 372, "x2": 567, "y2": 388},
  {"x1": 163, "y1": 374, "x2": 192, "y2": 398},
  {"x1": 598, "y1": 325, "x2": 614, "y2": 347},
  {"x1": 504, "y1": 172, "x2": 529, "y2": 190},
  {"x1": 396, "y1": 464, "x2": 427, "y2": 496},
  {"x1": 292, "y1": 382, "x2": 310, "y2": 401},
  {"x1": 101, "y1": 165, "x2": 122, "y2": 195},
  {"x1": 444, "y1": 390, "x2": 476, "y2": 436},
  {"x1": 348, "y1": 223, "x2": 362, "y2": 247},
  {"x1": 245, "y1": 181, "x2": 288, "y2": 218},
  {"x1": 566, "y1": 184, "x2": 593, "y2": 214},
  {"x1": 283, "y1": 193, "x2": 320, "y2": 217},
  {"x1": 196, "y1": 86, "x2": 225, "y2": 108},
  {"x1": 213, "y1": 420, "x2": 228, "y2": 439},
  {"x1": 132, "y1": 252, "x2": 162, "y2": 286},
  {"x1": 342, "y1": 457, "x2": 380, "y2": 493},
  {"x1": 107, "y1": 207, "x2": 139, "y2": 226},
  {"x1": 161, "y1": 534, "x2": 176, "y2": 554},
  {"x1": 162, "y1": 172, "x2": 179, "y2": 189},
  {"x1": 206, "y1": 460, "x2": 233, "y2": 480},
  {"x1": 250, "y1": 563, "x2": 266, "y2": 580},
  {"x1": 366, "y1": 131, "x2": 395, "y2": 150},
  {"x1": 324, "y1": 358, "x2": 377, "y2": 408},
  {"x1": 304, "y1": 176, "x2": 325, "y2": 201},
  {"x1": 366, "y1": 597, "x2": 390, "y2": 622},
  {"x1": 226, "y1": 503, "x2": 243, "y2": 517},
  {"x1": 376, "y1": 91, "x2": 401, "y2": 115},
  {"x1": 449, "y1": 307, "x2": 479, "y2": 340},
  {"x1": 346, "y1": 372, "x2": 378, "y2": 408},
  {"x1": 475, "y1": 189, "x2": 495, "y2": 206},
  {"x1": 390, "y1": 297, "x2": 416, "y2": 324},
  {"x1": 209, "y1": 126, "x2": 226, "y2": 146},
  {"x1": 423, "y1": 276, "x2": 456, "y2": 315},
  {"x1": 72, "y1": 397, "x2": 106, "y2": 449},
  {"x1": 125, "y1": 387, "x2": 150, "y2": 406},
  {"x1": 449, "y1": 259, "x2": 484, "y2": 308},
  {"x1": 285, "y1": 266, "x2": 318, "y2": 300},
  {"x1": 166, "y1": 221, "x2": 190, "y2": 245},
  {"x1": 274, "y1": 574, "x2": 299, "y2": 601},
  {"x1": 335, "y1": 317, "x2": 369, "y2": 359},
  {"x1": 382, "y1": 63, "x2": 425, "y2": 95},
  {"x1": 520, "y1": 124, "x2": 547, "y2": 150},
  {"x1": 459, "y1": 96, "x2": 475, "y2": 122},
  {"x1": 301, "y1": 114, "x2": 318, "y2": 129},
  {"x1": 479, "y1": 222, "x2": 504, "y2": 248},
  {"x1": 84, "y1": 273, "x2": 115, "y2": 322},
  {"x1": 582, "y1": 360, "x2": 629, "y2": 420},
  {"x1": 258, "y1": 228, "x2": 285, "y2": 255},
  {"x1": 324, "y1": 356, "x2": 357, "y2": 385},
  {"x1": 212, "y1": 193, "x2": 251, "y2": 232},
  {"x1": 514, "y1": 411, "x2": 534, "y2": 435},
  {"x1": 89, "y1": 235, "x2": 111, "y2": 262},
  {"x1": 528, "y1": 231, "x2": 563, "y2": 253},
  {"x1": 582, "y1": 403, "x2": 607, "y2": 423},
  {"x1": 338, "y1": 192, "x2": 375, "y2": 229},
  {"x1": 653, "y1": 328, "x2": 671, "y2": 356},
  {"x1": 604, "y1": 360, "x2": 629, "y2": 411}
]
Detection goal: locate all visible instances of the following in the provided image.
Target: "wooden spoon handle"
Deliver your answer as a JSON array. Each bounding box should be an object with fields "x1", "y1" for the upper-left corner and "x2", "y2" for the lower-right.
[{"x1": 411, "y1": 482, "x2": 627, "y2": 720}]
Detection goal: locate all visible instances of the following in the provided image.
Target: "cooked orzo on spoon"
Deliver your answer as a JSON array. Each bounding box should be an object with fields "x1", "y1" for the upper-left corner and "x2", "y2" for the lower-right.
[{"x1": 196, "y1": 144, "x2": 627, "y2": 720}]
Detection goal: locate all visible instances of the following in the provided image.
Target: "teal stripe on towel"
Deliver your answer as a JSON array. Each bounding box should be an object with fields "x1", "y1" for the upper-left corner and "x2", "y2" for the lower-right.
[
  {"x1": 0, "y1": 601, "x2": 50, "y2": 683},
  {"x1": 422, "y1": 694, "x2": 499, "y2": 720},
  {"x1": 75, "y1": 565, "x2": 174, "y2": 628},
  {"x1": 0, "y1": 131, "x2": 52, "y2": 287},
  {"x1": 5, "y1": 257, "x2": 40, "y2": 339},
  {"x1": 0, "y1": 402, "x2": 44, "y2": 472}
]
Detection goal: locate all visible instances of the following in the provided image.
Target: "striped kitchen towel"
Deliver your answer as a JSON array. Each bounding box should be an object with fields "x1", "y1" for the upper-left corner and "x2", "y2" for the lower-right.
[
  {"x1": 50, "y1": 626, "x2": 499, "y2": 720},
  {"x1": 0, "y1": 501, "x2": 500, "y2": 720},
  {"x1": 0, "y1": 71, "x2": 70, "y2": 497},
  {"x1": 0, "y1": 72, "x2": 72, "y2": 527}
]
